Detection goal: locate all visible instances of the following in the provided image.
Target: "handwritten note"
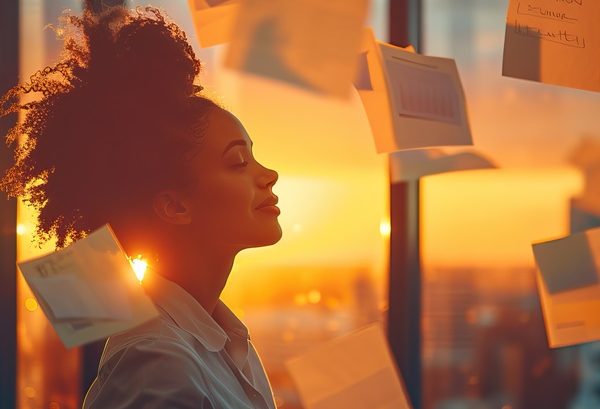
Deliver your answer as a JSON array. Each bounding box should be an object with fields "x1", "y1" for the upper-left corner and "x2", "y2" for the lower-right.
[
  {"x1": 503, "y1": 0, "x2": 600, "y2": 92},
  {"x1": 18, "y1": 225, "x2": 158, "y2": 348},
  {"x1": 533, "y1": 226, "x2": 600, "y2": 347}
]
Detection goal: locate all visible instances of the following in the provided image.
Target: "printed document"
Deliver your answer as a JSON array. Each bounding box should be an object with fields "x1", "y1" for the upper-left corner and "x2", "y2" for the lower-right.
[
  {"x1": 533, "y1": 226, "x2": 600, "y2": 347},
  {"x1": 18, "y1": 225, "x2": 158, "y2": 348},
  {"x1": 357, "y1": 28, "x2": 473, "y2": 153},
  {"x1": 286, "y1": 324, "x2": 412, "y2": 409}
]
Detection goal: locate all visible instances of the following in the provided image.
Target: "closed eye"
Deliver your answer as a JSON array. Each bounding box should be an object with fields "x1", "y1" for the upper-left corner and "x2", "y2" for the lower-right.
[{"x1": 231, "y1": 160, "x2": 248, "y2": 168}]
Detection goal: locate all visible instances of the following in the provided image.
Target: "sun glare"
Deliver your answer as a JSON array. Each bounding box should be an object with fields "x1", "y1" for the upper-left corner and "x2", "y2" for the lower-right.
[{"x1": 131, "y1": 256, "x2": 148, "y2": 282}]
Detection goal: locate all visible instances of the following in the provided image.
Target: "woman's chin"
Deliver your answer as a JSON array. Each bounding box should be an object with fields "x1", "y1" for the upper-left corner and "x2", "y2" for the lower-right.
[
  {"x1": 258, "y1": 228, "x2": 283, "y2": 247},
  {"x1": 242, "y1": 226, "x2": 283, "y2": 249}
]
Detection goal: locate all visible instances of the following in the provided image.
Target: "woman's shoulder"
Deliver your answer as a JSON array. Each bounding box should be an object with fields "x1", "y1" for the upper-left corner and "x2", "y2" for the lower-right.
[
  {"x1": 99, "y1": 306, "x2": 198, "y2": 367},
  {"x1": 83, "y1": 314, "x2": 215, "y2": 409}
]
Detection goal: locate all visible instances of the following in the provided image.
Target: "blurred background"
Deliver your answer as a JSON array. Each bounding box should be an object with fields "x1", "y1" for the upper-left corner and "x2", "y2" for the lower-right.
[{"x1": 2, "y1": 0, "x2": 600, "y2": 408}]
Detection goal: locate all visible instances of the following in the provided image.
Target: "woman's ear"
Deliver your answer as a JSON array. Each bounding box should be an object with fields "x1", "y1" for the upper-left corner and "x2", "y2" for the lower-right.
[{"x1": 152, "y1": 190, "x2": 193, "y2": 225}]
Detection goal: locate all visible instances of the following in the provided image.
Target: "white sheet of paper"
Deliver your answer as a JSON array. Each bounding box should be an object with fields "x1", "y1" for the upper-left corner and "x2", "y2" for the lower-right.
[
  {"x1": 224, "y1": 0, "x2": 368, "y2": 98},
  {"x1": 356, "y1": 28, "x2": 473, "y2": 153},
  {"x1": 533, "y1": 226, "x2": 600, "y2": 348},
  {"x1": 18, "y1": 225, "x2": 158, "y2": 348},
  {"x1": 390, "y1": 149, "x2": 496, "y2": 182},
  {"x1": 27, "y1": 275, "x2": 132, "y2": 321},
  {"x1": 285, "y1": 324, "x2": 412, "y2": 409},
  {"x1": 187, "y1": 0, "x2": 239, "y2": 48},
  {"x1": 503, "y1": 0, "x2": 600, "y2": 92}
]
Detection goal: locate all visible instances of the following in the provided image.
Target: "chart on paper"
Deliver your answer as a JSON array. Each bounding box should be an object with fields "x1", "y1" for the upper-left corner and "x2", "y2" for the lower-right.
[{"x1": 385, "y1": 57, "x2": 461, "y2": 125}]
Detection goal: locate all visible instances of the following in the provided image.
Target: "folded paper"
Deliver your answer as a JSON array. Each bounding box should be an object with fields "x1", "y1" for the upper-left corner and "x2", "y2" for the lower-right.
[
  {"x1": 286, "y1": 323, "x2": 412, "y2": 409},
  {"x1": 18, "y1": 225, "x2": 158, "y2": 348},
  {"x1": 357, "y1": 28, "x2": 473, "y2": 153},
  {"x1": 532, "y1": 226, "x2": 600, "y2": 347}
]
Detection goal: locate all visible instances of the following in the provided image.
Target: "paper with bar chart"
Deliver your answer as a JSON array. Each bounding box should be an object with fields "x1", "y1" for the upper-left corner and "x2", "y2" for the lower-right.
[{"x1": 356, "y1": 28, "x2": 473, "y2": 153}]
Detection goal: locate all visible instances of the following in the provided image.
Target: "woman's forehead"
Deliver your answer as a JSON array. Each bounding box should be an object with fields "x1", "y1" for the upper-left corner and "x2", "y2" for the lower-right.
[{"x1": 203, "y1": 108, "x2": 252, "y2": 153}]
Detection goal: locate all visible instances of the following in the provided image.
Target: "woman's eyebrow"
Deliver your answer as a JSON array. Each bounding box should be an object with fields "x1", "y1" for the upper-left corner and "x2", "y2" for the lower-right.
[{"x1": 221, "y1": 140, "x2": 247, "y2": 156}]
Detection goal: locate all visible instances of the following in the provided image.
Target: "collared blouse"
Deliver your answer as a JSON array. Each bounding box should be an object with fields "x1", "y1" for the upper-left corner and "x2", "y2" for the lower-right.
[{"x1": 83, "y1": 274, "x2": 276, "y2": 409}]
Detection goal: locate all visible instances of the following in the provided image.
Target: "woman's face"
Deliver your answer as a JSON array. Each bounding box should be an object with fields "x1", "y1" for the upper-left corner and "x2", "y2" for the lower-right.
[{"x1": 184, "y1": 108, "x2": 282, "y2": 251}]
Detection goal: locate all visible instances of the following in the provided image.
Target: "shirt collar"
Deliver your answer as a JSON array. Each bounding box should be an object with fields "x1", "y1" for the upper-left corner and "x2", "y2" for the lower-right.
[{"x1": 142, "y1": 273, "x2": 248, "y2": 352}]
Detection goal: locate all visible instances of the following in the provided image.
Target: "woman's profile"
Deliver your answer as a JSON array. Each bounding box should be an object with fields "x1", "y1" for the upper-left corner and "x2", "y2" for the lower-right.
[{"x1": 1, "y1": 6, "x2": 280, "y2": 409}]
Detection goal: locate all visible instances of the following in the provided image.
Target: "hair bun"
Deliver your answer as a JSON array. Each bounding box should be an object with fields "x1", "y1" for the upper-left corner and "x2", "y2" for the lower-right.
[
  {"x1": 0, "y1": 6, "x2": 215, "y2": 248},
  {"x1": 83, "y1": 7, "x2": 200, "y2": 103}
]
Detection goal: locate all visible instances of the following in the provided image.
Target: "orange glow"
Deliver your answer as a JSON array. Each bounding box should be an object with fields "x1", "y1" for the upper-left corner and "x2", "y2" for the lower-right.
[
  {"x1": 130, "y1": 256, "x2": 148, "y2": 282},
  {"x1": 294, "y1": 293, "x2": 308, "y2": 306},
  {"x1": 379, "y1": 219, "x2": 391, "y2": 237},
  {"x1": 24, "y1": 297, "x2": 38, "y2": 312},
  {"x1": 307, "y1": 290, "x2": 322, "y2": 304},
  {"x1": 17, "y1": 223, "x2": 27, "y2": 236},
  {"x1": 214, "y1": 70, "x2": 389, "y2": 314},
  {"x1": 421, "y1": 168, "x2": 583, "y2": 269},
  {"x1": 23, "y1": 386, "x2": 36, "y2": 399}
]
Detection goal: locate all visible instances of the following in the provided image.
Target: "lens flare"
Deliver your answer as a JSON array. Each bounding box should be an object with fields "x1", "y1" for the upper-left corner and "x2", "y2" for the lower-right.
[{"x1": 130, "y1": 255, "x2": 148, "y2": 282}]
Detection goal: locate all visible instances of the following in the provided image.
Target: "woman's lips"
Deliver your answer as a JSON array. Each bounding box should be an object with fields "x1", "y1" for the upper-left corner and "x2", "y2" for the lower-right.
[{"x1": 257, "y1": 205, "x2": 280, "y2": 215}]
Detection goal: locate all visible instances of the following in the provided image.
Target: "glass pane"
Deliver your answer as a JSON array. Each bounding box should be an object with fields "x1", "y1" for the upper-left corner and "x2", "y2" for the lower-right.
[
  {"x1": 18, "y1": 3, "x2": 83, "y2": 409},
  {"x1": 423, "y1": 1, "x2": 600, "y2": 408},
  {"x1": 424, "y1": 0, "x2": 600, "y2": 167},
  {"x1": 17, "y1": 1, "x2": 390, "y2": 408},
  {"x1": 421, "y1": 169, "x2": 581, "y2": 409},
  {"x1": 140, "y1": 1, "x2": 391, "y2": 407}
]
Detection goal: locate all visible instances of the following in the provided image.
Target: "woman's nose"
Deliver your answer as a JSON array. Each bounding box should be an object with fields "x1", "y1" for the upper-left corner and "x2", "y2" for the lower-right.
[{"x1": 257, "y1": 166, "x2": 278, "y2": 189}]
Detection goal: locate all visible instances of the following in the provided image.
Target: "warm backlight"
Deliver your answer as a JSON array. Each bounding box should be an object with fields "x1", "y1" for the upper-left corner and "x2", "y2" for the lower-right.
[
  {"x1": 130, "y1": 256, "x2": 148, "y2": 282},
  {"x1": 421, "y1": 167, "x2": 583, "y2": 269}
]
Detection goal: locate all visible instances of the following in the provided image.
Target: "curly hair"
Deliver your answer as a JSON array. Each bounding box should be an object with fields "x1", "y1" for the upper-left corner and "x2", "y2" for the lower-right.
[{"x1": 0, "y1": 6, "x2": 218, "y2": 248}]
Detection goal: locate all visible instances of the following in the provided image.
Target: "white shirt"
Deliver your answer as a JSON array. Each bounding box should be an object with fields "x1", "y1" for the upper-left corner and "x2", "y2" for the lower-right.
[{"x1": 83, "y1": 274, "x2": 276, "y2": 409}]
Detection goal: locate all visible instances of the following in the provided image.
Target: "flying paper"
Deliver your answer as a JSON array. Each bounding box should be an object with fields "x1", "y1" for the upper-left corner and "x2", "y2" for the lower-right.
[
  {"x1": 390, "y1": 149, "x2": 496, "y2": 182},
  {"x1": 286, "y1": 323, "x2": 412, "y2": 409},
  {"x1": 18, "y1": 225, "x2": 158, "y2": 348},
  {"x1": 187, "y1": 0, "x2": 239, "y2": 48},
  {"x1": 533, "y1": 226, "x2": 600, "y2": 347},
  {"x1": 356, "y1": 28, "x2": 473, "y2": 153},
  {"x1": 503, "y1": 0, "x2": 600, "y2": 92},
  {"x1": 225, "y1": 0, "x2": 368, "y2": 98}
]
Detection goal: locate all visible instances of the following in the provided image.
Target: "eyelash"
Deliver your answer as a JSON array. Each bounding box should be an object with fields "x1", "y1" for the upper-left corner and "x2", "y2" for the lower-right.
[{"x1": 232, "y1": 160, "x2": 249, "y2": 168}]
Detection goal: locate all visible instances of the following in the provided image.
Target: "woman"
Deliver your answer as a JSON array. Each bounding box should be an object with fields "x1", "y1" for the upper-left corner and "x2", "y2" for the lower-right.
[{"x1": 1, "y1": 7, "x2": 280, "y2": 409}]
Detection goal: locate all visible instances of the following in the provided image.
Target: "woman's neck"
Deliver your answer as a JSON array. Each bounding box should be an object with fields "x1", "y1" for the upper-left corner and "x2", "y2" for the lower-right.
[{"x1": 156, "y1": 247, "x2": 237, "y2": 315}]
